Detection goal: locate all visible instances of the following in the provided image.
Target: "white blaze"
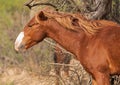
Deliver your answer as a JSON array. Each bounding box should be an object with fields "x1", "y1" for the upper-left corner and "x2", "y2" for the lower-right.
[{"x1": 15, "y1": 32, "x2": 24, "y2": 51}]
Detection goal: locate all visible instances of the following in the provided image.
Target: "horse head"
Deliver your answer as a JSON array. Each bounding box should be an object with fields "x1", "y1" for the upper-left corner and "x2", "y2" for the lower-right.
[{"x1": 15, "y1": 11, "x2": 48, "y2": 52}]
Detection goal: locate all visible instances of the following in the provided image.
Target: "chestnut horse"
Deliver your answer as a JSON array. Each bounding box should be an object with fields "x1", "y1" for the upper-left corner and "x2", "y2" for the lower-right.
[{"x1": 15, "y1": 11, "x2": 120, "y2": 85}]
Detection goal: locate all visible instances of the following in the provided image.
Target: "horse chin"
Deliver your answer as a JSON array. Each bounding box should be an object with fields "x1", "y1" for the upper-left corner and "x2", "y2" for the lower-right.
[{"x1": 25, "y1": 41, "x2": 38, "y2": 49}]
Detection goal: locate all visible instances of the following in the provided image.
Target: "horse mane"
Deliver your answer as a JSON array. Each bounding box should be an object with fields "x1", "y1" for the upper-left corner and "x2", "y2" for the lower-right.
[
  {"x1": 43, "y1": 11, "x2": 78, "y2": 31},
  {"x1": 40, "y1": 11, "x2": 120, "y2": 36},
  {"x1": 76, "y1": 14, "x2": 119, "y2": 35}
]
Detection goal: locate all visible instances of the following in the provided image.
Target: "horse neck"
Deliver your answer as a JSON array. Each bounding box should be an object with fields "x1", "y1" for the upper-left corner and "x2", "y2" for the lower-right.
[{"x1": 46, "y1": 20, "x2": 86, "y2": 55}]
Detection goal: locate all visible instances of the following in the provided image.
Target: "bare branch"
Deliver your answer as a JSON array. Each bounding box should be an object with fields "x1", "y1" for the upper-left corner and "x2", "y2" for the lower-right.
[
  {"x1": 30, "y1": 3, "x2": 57, "y2": 10},
  {"x1": 24, "y1": 0, "x2": 34, "y2": 9},
  {"x1": 49, "y1": 63, "x2": 77, "y2": 67},
  {"x1": 24, "y1": 0, "x2": 58, "y2": 11}
]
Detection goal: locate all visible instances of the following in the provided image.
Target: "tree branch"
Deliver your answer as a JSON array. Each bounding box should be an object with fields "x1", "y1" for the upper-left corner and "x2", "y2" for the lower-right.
[
  {"x1": 24, "y1": 0, "x2": 58, "y2": 10},
  {"x1": 24, "y1": 0, "x2": 34, "y2": 9}
]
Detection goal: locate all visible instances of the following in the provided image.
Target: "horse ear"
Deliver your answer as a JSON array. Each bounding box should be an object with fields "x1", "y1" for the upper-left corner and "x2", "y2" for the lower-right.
[
  {"x1": 72, "y1": 18, "x2": 79, "y2": 26},
  {"x1": 38, "y1": 11, "x2": 48, "y2": 21}
]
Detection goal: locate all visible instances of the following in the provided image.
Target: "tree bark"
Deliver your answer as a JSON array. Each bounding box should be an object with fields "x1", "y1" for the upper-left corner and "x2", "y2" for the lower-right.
[{"x1": 82, "y1": 0, "x2": 112, "y2": 20}]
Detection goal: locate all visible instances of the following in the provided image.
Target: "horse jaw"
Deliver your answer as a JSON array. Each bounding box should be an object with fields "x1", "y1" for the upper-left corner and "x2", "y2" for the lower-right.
[{"x1": 14, "y1": 32, "x2": 24, "y2": 51}]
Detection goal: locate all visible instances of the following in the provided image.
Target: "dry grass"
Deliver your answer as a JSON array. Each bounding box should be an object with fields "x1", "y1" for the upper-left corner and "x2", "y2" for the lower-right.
[
  {"x1": 0, "y1": 67, "x2": 57, "y2": 85},
  {"x1": 0, "y1": 58, "x2": 91, "y2": 85}
]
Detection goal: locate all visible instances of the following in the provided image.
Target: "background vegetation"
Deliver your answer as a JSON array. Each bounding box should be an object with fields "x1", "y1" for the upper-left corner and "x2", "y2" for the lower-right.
[
  {"x1": 0, "y1": 0, "x2": 120, "y2": 85},
  {"x1": 0, "y1": 0, "x2": 55, "y2": 77},
  {"x1": 0, "y1": 0, "x2": 26, "y2": 64}
]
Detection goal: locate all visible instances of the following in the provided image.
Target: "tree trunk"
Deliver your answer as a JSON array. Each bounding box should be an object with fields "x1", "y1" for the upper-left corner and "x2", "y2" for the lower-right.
[{"x1": 82, "y1": 0, "x2": 112, "y2": 20}]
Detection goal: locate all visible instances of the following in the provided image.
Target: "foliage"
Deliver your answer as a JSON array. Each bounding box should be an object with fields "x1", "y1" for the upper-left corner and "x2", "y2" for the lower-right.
[
  {"x1": 0, "y1": 0, "x2": 29, "y2": 64},
  {"x1": 0, "y1": 0, "x2": 27, "y2": 26},
  {"x1": 0, "y1": 0, "x2": 53, "y2": 74}
]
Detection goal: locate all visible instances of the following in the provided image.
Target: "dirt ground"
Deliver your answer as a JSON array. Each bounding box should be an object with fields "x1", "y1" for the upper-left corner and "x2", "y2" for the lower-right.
[
  {"x1": 0, "y1": 59, "x2": 91, "y2": 85},
  {"x1": 0, "y1": 67, "x2": 57, "y2": 85}
]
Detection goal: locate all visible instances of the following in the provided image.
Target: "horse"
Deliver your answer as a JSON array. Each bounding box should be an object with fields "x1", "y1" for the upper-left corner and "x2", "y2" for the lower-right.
[{"x1": 14, "y1": 10, "x2": 120, "y2": 85}]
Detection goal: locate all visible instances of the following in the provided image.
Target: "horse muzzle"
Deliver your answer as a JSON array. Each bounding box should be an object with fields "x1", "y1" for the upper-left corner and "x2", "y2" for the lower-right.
[
  {"x1": 14, "y1": 32, "x2": 26, "y2": 52},
  {"x1": 14, "y1": 42, "x2": 26, "y2": 52}
]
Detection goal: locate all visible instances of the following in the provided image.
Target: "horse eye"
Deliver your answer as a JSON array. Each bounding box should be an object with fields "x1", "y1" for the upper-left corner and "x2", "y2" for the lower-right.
[
  {"x1": 28, "y1": 23, "x2": 39, "y2": 28},
  {"x1": 28, "y1": 23, "x2": 34, "y2": 27},
  {"x1": 28, "y1": 25, "x2": 32, "y2": 27}
]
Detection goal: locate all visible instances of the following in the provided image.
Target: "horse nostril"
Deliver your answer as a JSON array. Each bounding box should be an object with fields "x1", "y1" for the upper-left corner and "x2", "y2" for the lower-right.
[
  {"x1": 18, "y1": 43, "x2": 25, "y2": 50},
  {"x1": 19, "y1": 44, "x2": 24, "y2": 48},
  {"x1": 14, "y1": 42, "x2": 25, "y2": 52}
]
